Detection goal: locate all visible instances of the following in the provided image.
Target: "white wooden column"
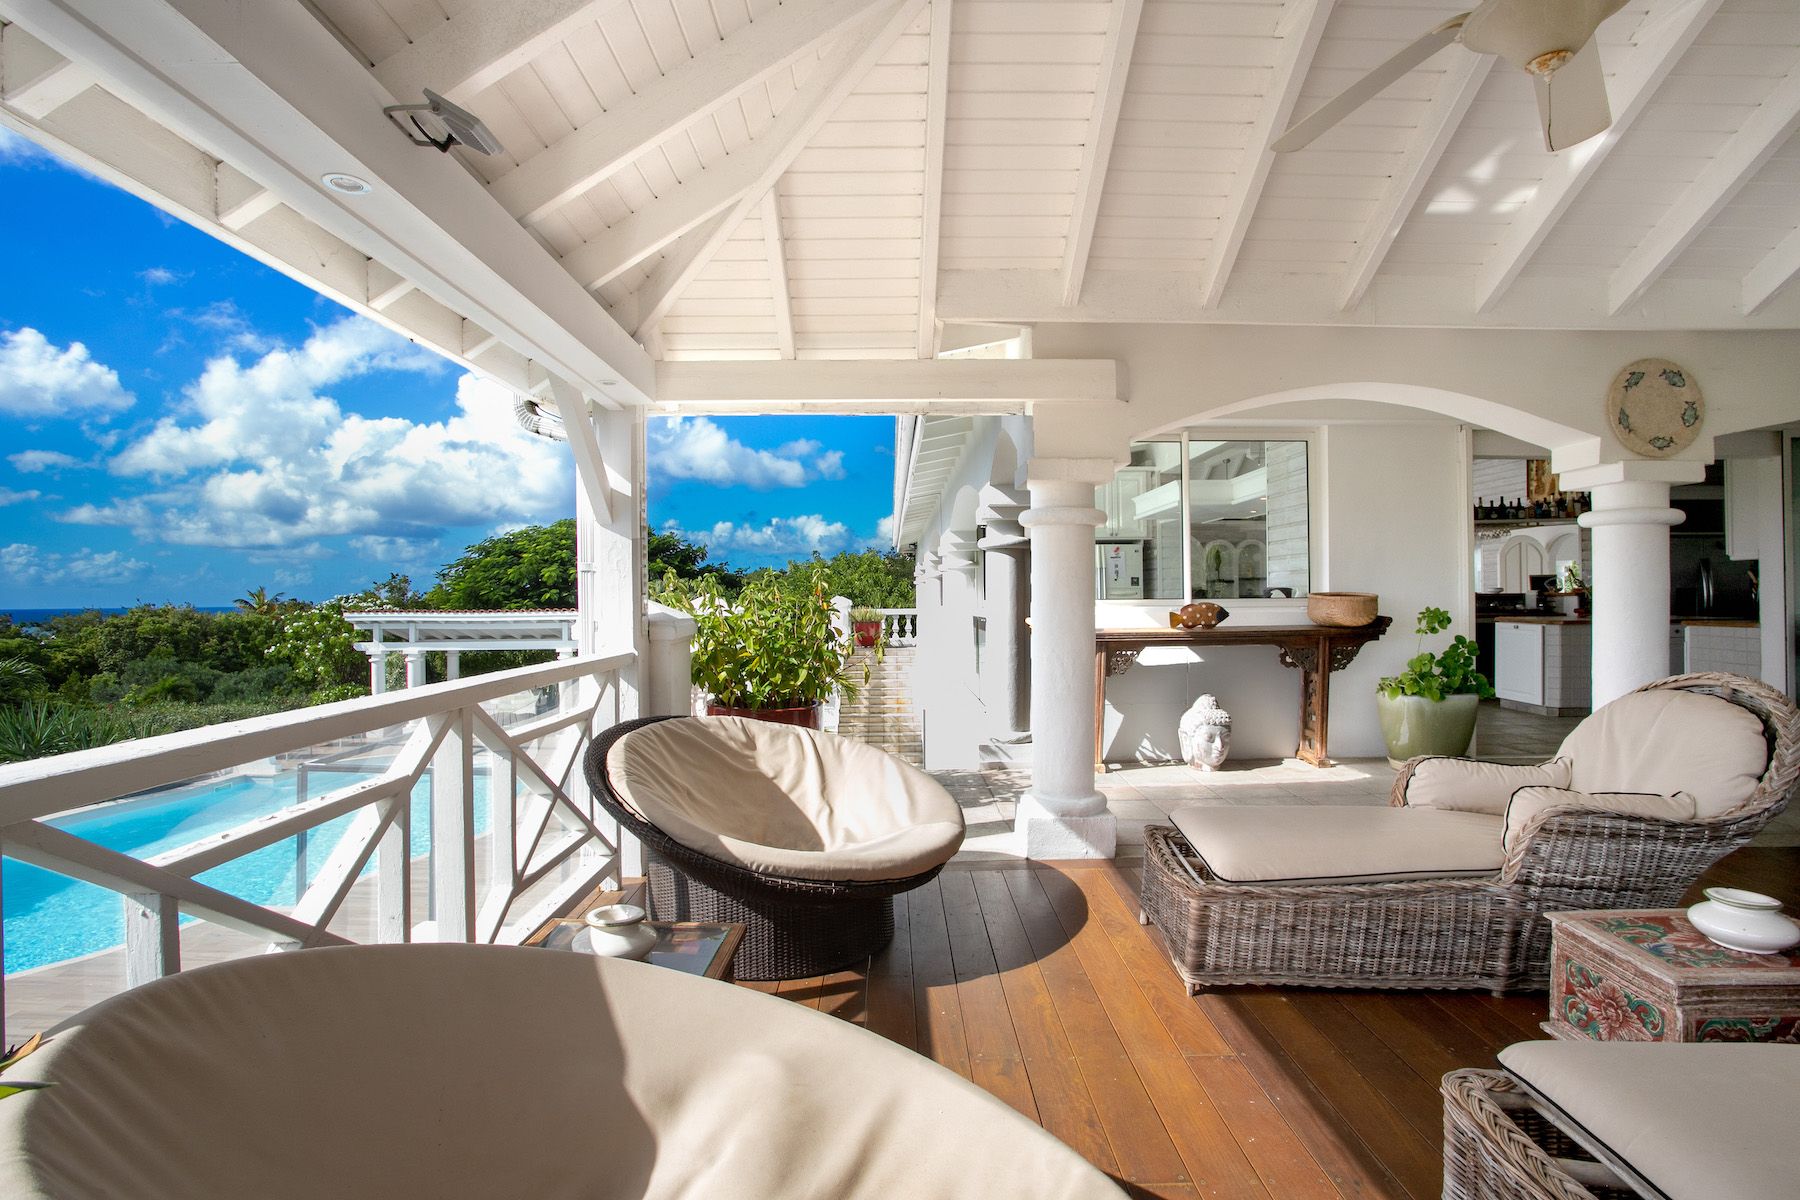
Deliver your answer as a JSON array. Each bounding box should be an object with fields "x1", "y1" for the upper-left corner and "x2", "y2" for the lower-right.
[
  {"x1": 444, "y1": 650, "x2": 461, "y2": 681},
  {"x1": 404, "y1": 650, "x2": 427, "y2": 689},
  {"x1": 1017, "y1": 458, "x2": 1115, "y2": 859},
  {"x1": 429, "y1": 710, "x2": 476, "y2": 941},
  {"x1": 1567, "y1": 464, "x2": 1703, "y2": 706},
  {"x1": 978, "y1": 485, "x2": 1031, "y2": 743},
  {"x1": 368, "y1": 649, "x2": 388, "y2": 695}
]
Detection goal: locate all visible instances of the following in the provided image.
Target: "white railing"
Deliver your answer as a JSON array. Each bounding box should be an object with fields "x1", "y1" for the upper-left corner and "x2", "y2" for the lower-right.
[
  {"x1": 0, "y1": 651, "x2": 635, "y2": 1044},
  {"x1": 876, "y1": 609, "x2": 919, "y2": 646}
]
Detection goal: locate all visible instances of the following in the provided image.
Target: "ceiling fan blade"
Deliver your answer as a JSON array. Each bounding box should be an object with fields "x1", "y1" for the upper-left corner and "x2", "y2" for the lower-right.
[
  {"x1": 1533, "y1": 36, "x2": 1612, "y2": 152},
  {"x1": 1272, "y1": 14, "x2": 1470, "y2": 153}
]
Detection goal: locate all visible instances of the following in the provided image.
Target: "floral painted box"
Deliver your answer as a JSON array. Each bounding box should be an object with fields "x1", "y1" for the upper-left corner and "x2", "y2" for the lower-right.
[{"x1": 1544, "y1": 909, "x2": 1800, "y2": 1044}]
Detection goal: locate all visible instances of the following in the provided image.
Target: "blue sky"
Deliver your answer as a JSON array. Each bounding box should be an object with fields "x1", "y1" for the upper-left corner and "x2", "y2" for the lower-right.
[{"x1": 0, "y1": 129, "x2": 894, "y2": 609}]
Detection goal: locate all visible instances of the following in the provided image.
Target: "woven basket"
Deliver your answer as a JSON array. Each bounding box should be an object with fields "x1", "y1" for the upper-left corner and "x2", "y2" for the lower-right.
[{"x1": 1307, "y1": 591, "x2": 1379, "y2": 627}]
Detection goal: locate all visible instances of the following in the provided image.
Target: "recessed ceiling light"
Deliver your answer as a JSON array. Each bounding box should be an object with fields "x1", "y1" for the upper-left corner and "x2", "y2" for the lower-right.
[{"x1": 322, "y1": 172, "x2": 372, "y2": 195}]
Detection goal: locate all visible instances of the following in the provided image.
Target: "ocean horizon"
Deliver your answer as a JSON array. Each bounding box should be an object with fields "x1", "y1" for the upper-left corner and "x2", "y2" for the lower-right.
[{"x1": 5, "y1": 606, "x2": 237, "y2": 625}]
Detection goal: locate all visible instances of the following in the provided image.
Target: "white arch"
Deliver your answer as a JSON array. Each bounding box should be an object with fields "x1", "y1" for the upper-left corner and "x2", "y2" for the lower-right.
[{"x1": 1131, "y1": 382, "x2": 1599, "y2": 459}]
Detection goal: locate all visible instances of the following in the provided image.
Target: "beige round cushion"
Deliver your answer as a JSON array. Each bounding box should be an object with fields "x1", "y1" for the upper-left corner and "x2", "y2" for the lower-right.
[
  {"x1": 0, "y1": 944, "x2": 1124, "y2": 1200},
  {"x1": 607, "y1": 717, "x2": 965, "y2": 881},
  {"x1": 1557, "y1": 688, "x2": 1768, "y2": 819}
]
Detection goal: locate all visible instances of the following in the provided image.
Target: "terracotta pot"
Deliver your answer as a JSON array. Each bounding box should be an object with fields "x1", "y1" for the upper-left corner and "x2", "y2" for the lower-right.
[
  {"x1": 853, "y1": 620, "x2": 881, "y2": 648},
  {"x1": 705, "y1": 702, "x2": 822, "y2": 730}
]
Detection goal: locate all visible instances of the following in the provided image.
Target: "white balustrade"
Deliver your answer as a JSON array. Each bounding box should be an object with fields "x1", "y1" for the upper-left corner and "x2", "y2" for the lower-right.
[
  {"x1": 877, "y1": 609, "x2": 919, "y2": 646},
  {"x1": 0, "y1": 651, "x2": 635, "y2": 1044}
]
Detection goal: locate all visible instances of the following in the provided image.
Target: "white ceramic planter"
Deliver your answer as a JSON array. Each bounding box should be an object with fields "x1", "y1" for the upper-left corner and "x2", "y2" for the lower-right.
[
  {"x1": 576, "y1": 904, "x2": 658, "y2": 961},
  {"x1": 1686, "y1": 888, "x2": 1800, "y2": 955}
]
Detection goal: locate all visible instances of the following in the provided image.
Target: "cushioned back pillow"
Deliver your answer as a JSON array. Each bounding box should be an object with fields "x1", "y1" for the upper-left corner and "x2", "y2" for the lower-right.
[{"x1": 1558, "y1": 690, "x2": 1767, "y2": 819}]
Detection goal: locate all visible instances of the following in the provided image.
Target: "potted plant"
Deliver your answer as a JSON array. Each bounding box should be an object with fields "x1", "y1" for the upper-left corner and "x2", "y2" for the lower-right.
[
  {"x1": 849, "y1": 605, "x2": 884, "y2": 648},
  {"x1": 1375, "y1": 606, "x2": 1495, "y2": 764},
  {"x1": 655, "y1": 569, "x2": 864, "y2": 729}
]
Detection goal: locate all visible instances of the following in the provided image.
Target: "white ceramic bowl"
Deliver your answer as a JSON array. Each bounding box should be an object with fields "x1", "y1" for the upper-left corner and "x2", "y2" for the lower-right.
[{"x1": 1686, "y1": 887, "x2": 1800, "y2": 955}]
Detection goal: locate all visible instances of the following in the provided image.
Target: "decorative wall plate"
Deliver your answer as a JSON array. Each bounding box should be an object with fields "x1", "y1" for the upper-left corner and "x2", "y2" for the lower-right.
[{"x1": 1607, "y1": 358, "x2": 1703, "y2": 458}]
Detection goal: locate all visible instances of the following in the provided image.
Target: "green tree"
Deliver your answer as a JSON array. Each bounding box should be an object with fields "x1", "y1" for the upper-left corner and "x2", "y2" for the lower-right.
[
  {"x1": 761, "y1": 549, "x2": 915, "y2": 608},
  {"x1": 346, "y1": 572, "x2": 428, "y2": 610},
  {"x1": 428, "y1": 520, "x2": 577, "y2": 609},
  {"x1": 234, "y1": 586, "x2": 288, "y2": 615},
  {"x1": 648, "y1": 530, "x2": 743, "y2": 589},
  {"x1": 265, "y1": 601, "x2": 367, "y2": 695}
]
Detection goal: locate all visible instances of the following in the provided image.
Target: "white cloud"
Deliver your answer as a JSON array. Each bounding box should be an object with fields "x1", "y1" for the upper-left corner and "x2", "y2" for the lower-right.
[
  {"x1": 875, "y1": 514, "x2": 896, "y2": 543},
  {"x1": 0, "y1": 487, "x2": 42, "y2": 505},
  {"x1": 666, "y1": 514, "x2": 855, "y2": 558},
  {"x1": 67, "y1": 318, "x2": 570, "y2": 548},
  {"x1": 0, "y1": 126, "x2": 45, "y2": 162},
  {"x1": 139, "y1": 267, "x2": 188, "y2": 287},
  {"x1": 348, "y1": 534, "x2": 439, "y2": 566},
  {"x1": 0, "y1": 328, "x2": 134, "y2": 418},
  {"x1": 1, "y1": 543, "x2": 148, "y2": 586},
  {"x1": 648, "y1": 418, "x2": 852, "y2": 491},
  {"x1": 8, "y1": 450, "x2": 84, "y2": 473}
]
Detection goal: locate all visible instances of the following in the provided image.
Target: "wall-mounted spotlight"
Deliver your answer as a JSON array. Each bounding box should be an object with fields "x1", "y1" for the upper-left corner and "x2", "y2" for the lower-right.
[{"x1": 382, "y1": 90, "x2": 506, "y2": 156}]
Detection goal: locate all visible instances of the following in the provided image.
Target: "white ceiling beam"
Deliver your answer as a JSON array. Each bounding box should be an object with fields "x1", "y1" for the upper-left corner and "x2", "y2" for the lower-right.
[
  {"x1": 624, "y1": 0, "x2": 926, "y2": 336},
  {"x1": 366, "y1": 260, "x2": 417, "y2": 311},
  {"x1": 1743, "y1": 225, "x2": 1800, "y2": 316},
  {"x1": 461, "y1": 318, "x2": 501, "y2": 360},
  {"x1": 215, "y1": 161, "x2": 282, "y2": 231},
  {"x1": 1060, "y1": 0, "x2": 1143, "y2": 308},
  {"x1": 6, "y1": 0, "x2": 654, "y2": 403},
  {"x1": 370, "y1": 0, "x2": 623, "y2": 104},
  {"x1": 1340, "y1": 52, "x2": 1492, "y2": 311},
  {"x1": 622, "y1": 207, "x2": 734, "y2": 335},
  {"x1": 915, "y1": 0, "x2": 951, "y2": 357},
  {"x1": 0, "y1": 26, "x2": 91, "y2": 117},
  {"x1": 488, "y1": 0, "x2": 887, "y2": 226},
  {"x1": 1609, "y1": 70, "x2": 1800, "y2": 314},
  {"x1": 547, "y1": 378, "x2": 613, "y2": 523},
  {"x1": 561, "y1": 2, "x2": 915, "y2": 294},
  {"x1": 1473, "y1": 0, "x2": 1722, "y2": 314},
  {"x1": 1196, "y1": 0, "x2": 1335, "y2": 309},
  {"x1": 760, "y1": 190, "x2": 795, "y2": 360},
  {"x1": 654, "y1": 358, "x2": 1120, "y2": 411}
]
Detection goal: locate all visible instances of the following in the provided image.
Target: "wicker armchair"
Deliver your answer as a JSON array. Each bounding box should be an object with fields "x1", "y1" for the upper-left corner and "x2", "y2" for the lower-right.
[
  {"x1": 1140, "y1": 673, "x2": 1799, "y2": 994},
  {"x1": 585, "y1": 715, "x2": 964, "y2": 981}
]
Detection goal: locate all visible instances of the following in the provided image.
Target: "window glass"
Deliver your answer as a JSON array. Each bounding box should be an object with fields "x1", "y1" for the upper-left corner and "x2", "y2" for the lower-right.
[
  {"x1": 1186, "y1": 439, "x2": 1310, "y2": 599},
  {"x1": 1093, "y1": 442, "x2": 1184, "y2": 600}
]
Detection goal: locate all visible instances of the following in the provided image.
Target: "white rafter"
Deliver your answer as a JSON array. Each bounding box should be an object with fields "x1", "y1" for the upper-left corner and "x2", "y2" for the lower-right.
[
  {"x1": 916, "y1": 0, "x2": 951, "y2": 357},
  {"x1": 1061, "y1": 0, "x2": 1142, "y2": 308},
  {"x1": 1340, "y1": 52, "x2": 1492, "y2": 311},
  {"x1": 370, "y1": 0, "x2": 623, "y2": 104},
  {"x1": 1609, "y1": 70, "x2": 1800, "y2": 315},
  {"x1": 625, "y1": 0, "x2": 927, "y2": 338},
  {"x1": 558, "y1": 4, "x2": 912, "y2": 294},
  {"x1": 488, "y1": 0, "x2": 887, "y2": 226},
  {"x1": 1743, "y1": 224, "x2": 1800, "y2": 316},
  {"x1": 548, "y1": 378, "x2": 613, "y2": 523},
  {"x1": 760, "y1": 190, "x2": 796, "y2": 359},
  {"x1": 1197, "y1": 0, "x2": 1335, "y2": 309},
  {"x1": 1474, "y1": 0, "x2": 1722, "y2": 314},
  {"x1": 0, "y1": 26, "x2": 90, "y2": 117}
]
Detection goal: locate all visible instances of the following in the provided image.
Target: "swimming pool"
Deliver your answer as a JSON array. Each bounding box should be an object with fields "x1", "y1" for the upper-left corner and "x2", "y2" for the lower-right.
[{"x1": 2, "y1": 770, "x2": 490, "y2": 976}]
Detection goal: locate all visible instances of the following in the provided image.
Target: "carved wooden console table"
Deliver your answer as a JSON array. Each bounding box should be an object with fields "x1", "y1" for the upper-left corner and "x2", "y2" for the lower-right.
[{"x1": 1094, "y1": 617, "x2": 1392, "y2": 769}]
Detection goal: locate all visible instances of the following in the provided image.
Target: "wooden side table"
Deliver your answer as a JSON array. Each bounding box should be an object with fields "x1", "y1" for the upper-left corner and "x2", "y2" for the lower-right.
[{"x1": 1544, "y1": 909, "x2": 1800, "y2": 1043}]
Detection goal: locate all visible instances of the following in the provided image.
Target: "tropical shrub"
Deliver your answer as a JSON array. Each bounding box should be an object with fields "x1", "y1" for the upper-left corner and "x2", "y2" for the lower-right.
[
  {"x1": 0, "y1": 701, "x2": 126, "y2": 762},
  {"x1": 265, "y1": 601, "x2": 365, "y2": 692}
]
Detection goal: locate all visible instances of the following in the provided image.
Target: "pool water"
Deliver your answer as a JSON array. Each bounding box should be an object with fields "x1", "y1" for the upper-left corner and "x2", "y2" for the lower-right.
[{"x1": 3, "y1": 770, "x2": 490, "y2": 976}]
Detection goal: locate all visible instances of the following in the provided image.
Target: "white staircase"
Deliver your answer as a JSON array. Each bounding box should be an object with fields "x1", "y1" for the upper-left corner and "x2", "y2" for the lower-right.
[{"x1": 836, "y1": 644, "x2": 923, "y2": 767}]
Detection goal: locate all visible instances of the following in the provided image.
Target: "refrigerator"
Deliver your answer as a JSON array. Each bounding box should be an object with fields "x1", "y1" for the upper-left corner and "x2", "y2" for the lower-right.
[{"x1": 1095, "y1": 541, "x2": 1145, "y2": 600}]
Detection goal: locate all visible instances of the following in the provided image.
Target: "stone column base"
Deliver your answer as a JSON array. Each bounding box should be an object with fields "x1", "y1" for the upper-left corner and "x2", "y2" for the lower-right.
[{"x1": 1016, "y1": 794, "x2": 1116, "y2": 860}]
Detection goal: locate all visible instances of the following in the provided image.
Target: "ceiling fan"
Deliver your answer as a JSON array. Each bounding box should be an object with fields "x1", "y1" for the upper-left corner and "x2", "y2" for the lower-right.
[{"x1": 1272, "y1": 0, "x2": 1629, "y2": 154}]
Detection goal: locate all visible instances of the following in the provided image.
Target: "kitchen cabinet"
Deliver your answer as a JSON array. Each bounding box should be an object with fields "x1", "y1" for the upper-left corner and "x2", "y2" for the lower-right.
[
  {"x1": 1098, "y1": 467, "x2": 1154, "y2": 538},
  {"x1": 1494, "y1": 619, "x2": 1591, "y2": 717},
  {"x1": 1724, "y1": 457, "x2": 1779, "y2": 561}
]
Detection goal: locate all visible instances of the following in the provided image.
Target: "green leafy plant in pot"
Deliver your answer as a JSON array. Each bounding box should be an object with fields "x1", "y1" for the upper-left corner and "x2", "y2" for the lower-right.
[
  {"x1": 1375, "y1": 606, "x2": 1495, "y2": 765},
  {"x1": 655, "y1": 568, "x2": 865, "y2": 729}
]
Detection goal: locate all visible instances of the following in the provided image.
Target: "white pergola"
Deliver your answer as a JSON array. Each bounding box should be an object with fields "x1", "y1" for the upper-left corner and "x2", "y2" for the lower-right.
[
  {"x1": 345, "y1": 610, "x2": 581, "y2": 692},
  {"x1": 2, "y1": 0, "x2": 1796, "y2": 859}
]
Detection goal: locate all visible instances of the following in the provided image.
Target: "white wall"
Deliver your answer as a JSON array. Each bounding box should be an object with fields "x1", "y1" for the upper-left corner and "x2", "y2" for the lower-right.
[{"x1": 1098, "y1": 423, "x2": 1471, "y2": 762}]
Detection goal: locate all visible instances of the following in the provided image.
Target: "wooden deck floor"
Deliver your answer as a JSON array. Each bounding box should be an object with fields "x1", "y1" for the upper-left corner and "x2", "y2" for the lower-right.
[{"x1": 741, "y1": 847, "x2": 1800, "y2": 1200}]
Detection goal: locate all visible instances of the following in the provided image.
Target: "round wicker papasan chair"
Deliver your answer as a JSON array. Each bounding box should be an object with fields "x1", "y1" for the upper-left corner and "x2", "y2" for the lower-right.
[
  {"x1": 586, "y1": 716, "x2": 966, "y2": 980},
  {"x1": 0, "y1": 944, "x2": 1124, "y2": 1200}
]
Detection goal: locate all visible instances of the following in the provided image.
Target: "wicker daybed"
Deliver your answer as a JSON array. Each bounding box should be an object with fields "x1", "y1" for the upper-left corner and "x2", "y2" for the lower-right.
[
  {"x1": 585, "y1": 715, "x2": 965, "y2": 981},
  {"x1": 1140, "y1": 673, "x2": 1799, "y2": 994},
  {"x1": 1443, "y1": 1042, "x2": 1800, "y2": 1200}
]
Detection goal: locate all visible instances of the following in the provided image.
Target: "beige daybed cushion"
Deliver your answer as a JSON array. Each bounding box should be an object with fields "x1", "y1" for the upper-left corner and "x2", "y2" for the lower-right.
[
  {"x1": 1558, "y1": 688, "x2": 1767, "y2": 819},
  {"x1": 1401, "y1": 757, "x2": 1572, "y2": 814},
  {"x1": 1169, "y1": 805, "x2": 1503, "y2": 885},
  {"x1": 607, "y1": 716, "x2": 964, "y2": 881},
  {"x1": 1502, "y1": 786, "x2": 1698, "y2": 852},
  {"x1": 0, "y1": 944, "x2": 1125, "y2": 1200},
  {"x1": 1499, "y1": 1041, "x2": 1800, "y2": 1200}
]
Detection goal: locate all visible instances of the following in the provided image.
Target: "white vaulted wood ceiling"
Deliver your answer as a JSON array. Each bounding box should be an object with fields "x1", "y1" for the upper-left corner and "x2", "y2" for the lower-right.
[{"x1": 5, "y1": 0, "x2": 1798, "y2": 384}]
